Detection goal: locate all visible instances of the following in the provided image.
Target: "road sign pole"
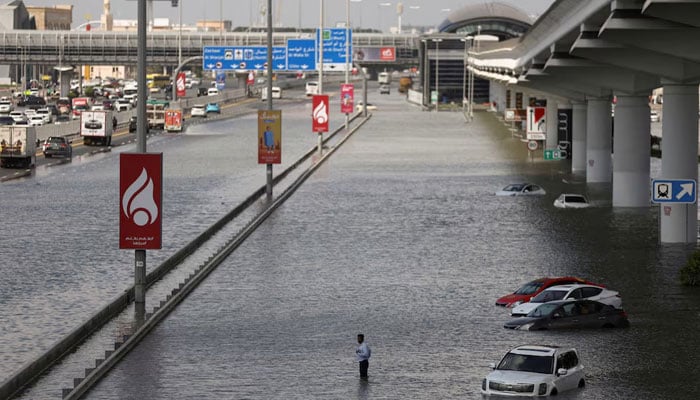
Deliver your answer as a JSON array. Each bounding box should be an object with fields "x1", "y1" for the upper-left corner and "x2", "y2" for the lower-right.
[
  {"x1": 135, "y1": 0, "x2": 147, "y2": 307},
  {"x1": 266, "y1": 0, "x2": 273, "y2": 200}
]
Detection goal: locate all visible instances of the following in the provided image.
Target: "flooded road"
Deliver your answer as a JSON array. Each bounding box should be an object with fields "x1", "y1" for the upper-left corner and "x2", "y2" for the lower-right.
[{"x1": 83, "y1": 94, "x2": 700, "y2": 399}]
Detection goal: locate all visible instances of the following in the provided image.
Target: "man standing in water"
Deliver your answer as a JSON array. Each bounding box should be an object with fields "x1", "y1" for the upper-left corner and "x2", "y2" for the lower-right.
[{"x1": 355, "y1": 334, "x2": 371, "y2": 379}]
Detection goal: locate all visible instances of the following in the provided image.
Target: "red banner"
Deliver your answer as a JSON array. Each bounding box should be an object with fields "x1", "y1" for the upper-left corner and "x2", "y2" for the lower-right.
[
  {"x1": 120, "y1": 153, "x2": 163, "y2": 249},
  {"x1": 312, "y1": 95, "x2": 329, "y2": 133},
  {"x1": 340, "y1": 84, "x2": 354, "y2": 114},
  {"x1": 380, "y1": 47, "x2": 396, "y2": 61},
  {"x1": 176, "y1": 72, "x2": 186, "y2": 98}
]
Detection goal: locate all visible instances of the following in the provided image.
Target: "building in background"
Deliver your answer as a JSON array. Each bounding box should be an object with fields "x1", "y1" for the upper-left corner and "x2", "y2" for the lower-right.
[
  {"x1": 26, "y1": 5, "x2": 72, "y2": 30},
  {"x1": 0, "y1": 0, "x2": 35, "y2": 85}
]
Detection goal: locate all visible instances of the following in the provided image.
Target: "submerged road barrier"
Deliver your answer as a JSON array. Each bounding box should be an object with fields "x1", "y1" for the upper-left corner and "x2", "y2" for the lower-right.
[{"x1": 0, "y1": 110, "x2": 370, "y2": 400}]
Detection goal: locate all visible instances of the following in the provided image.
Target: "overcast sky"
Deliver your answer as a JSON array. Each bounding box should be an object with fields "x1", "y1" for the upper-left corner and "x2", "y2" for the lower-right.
[{"x1": 23, "y1": 0, "x2": 555, "y2": 31}]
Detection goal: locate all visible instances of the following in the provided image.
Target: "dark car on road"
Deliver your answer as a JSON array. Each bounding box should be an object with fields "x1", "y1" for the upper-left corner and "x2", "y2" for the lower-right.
[
  {"x1": 0, "y1": 116, "x2": 14, "y2": 125},
  {"x1": 128, "y1": 116, "x2": 149, "y2": 133},
  {"x1": 18, "y1": 95, "x2": 46, "y2": 108},
  {"x1": 42, "y1": 136, "x2": 72, "y2": 159},
  {"x1": 504, "y1": 299, "x2": 629, "y2": 331}
]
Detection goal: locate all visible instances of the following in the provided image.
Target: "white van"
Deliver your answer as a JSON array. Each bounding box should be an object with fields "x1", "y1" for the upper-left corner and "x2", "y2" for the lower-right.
[
  {"x1": 305, "y1": 81, "x2": 319, "y2": 96},
  {"x1": 378, "y1": 72, "x2": 391, "y2": 84},
  {"x1": 207, "y1": 87, "x2": 219, "y2": 96},
  {"x1": 261, "y1": 86, "x2": 282, "y2": 100}
]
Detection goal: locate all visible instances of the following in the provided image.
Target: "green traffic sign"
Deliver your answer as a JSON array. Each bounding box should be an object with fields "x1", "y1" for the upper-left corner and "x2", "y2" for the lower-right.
[{"x1": 544, "y1": 149, "x2": 562, "y2": 160}]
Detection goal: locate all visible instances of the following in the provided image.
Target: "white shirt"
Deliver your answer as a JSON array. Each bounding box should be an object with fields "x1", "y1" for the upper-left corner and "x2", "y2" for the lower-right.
[{"x1": 356, "y1": 342, "x2": 371, "y2": 362}]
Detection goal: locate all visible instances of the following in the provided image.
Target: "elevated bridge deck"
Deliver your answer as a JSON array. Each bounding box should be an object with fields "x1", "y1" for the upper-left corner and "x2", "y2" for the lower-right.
[{"x1": 0, "y1": 30, "x2": 419, "y2": 67}]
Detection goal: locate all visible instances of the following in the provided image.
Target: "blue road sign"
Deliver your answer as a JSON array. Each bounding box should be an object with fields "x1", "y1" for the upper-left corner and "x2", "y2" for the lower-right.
[
  {"x1": 316, "y1": 28, "x2": 352, "y2": 71},
  {"x1": 651, "y1": 179, "x2": 697, "y2": 204},
  {"x1": 286, "y1": 38, "x2": 317, "y2": 71},
  {"x1": 203, "y1": 46, "x2": 287, "y2": 71}
]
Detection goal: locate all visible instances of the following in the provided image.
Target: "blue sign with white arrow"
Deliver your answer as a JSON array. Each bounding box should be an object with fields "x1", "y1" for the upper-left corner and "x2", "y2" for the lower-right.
[
  {"x1": 203, "y1": 46, "x2": 287, "y2": 71},
  {"x1": 286, "y1": 38, "x2": 317, "y2": 71},
  {"x1": 651, "y1": 179, "x2": 697, "y2": 204}
]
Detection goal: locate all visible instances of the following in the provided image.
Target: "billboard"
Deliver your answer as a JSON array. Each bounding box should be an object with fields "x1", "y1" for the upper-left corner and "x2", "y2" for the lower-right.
[
  {"x1": 119, "y1": 153, "x2": 163, "y2": 249},
  {"x1": 176, "y1": 72, "x2": 186, "y2": 97},
  {"x1": 258, "y1": 110, "x2": 282, "y2": 164},
  {"x1": 353, "y1": 46, "x2": 396, "y2": 62},
  {"x1": 340, "y1": 84, "x2": 354, "y2": 114},
  {"x1": 312, "y1": 95, "x2": 329, "y2": 133}
]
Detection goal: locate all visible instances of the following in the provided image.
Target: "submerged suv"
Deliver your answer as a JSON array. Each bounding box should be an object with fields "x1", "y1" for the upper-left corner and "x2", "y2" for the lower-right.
[{"x1": 482, "y1": 345, "x2": 585, "y2": 397}]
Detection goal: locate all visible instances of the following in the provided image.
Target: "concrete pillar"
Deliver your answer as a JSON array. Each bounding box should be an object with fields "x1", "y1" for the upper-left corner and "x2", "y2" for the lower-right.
[
  {"x1": 509, "y1": 89, "x2": 516, "y2": 109},
  {"x1": 521, "y1": 92, "x2": 531, "y2": 131},
  {"x1": 660, "y1": 84, "x2": 699, "y2": 243},
  {"x1": 572, "y1": 102, "x2": 587, "y2": 174},
  {"x1": 586, "y1": 98, "x2": 612, "y2": 183},
  {"x1": 546, "y1": 97, "x2": 558, "y2": 150},
  {"x1": 612, "y1": 95, "x2": 650, "y2": 207}
]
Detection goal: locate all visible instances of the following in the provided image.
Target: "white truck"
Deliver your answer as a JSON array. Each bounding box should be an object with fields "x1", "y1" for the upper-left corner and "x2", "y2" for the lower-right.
[
  {"x1": 0, "y1": 126, "x2": 36, "y2": 168},
  {"x1": 378, "y1": 72, "x2": 391, "y2": 84},
  {"x1": 80, "y1": 110, "x2": 114, "y2": 146}
]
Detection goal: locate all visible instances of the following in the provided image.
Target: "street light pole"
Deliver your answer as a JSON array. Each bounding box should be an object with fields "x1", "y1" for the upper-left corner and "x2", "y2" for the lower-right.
[
  {"x1": 460, "y1": 37, "x2": 469, "y2": 117},
  {"x1": 469, "y1": 25, "x2": 481, "y2": 121},
  {"x1": 345, "y1": 0, "x2": 350, "y2": 132},
  {"x1": 432, "y1": 38, "x2": 442, "y2": 112}
]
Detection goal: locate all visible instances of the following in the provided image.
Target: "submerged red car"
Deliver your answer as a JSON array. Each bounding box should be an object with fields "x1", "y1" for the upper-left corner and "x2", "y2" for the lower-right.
[{"x1": 495, "y1": 277, "x2": 600, "y2": 308}]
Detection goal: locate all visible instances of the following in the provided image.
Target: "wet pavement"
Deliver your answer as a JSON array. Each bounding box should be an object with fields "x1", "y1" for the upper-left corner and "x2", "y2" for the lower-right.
[{"x1": 78, "y1": 93, "x2": 700, "y2": 399}]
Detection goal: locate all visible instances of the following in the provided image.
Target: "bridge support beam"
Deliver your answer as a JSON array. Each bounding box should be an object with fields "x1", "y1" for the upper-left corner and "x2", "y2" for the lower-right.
[
  {"x1": 572, "y1": 101, "x2": 587, "y2": 174},
  {"x1": 612, "y1": 95, "x2": 651, "y2": 207},
  {"x1": 660, "y1": 84, "x2": 699, "y2": 243},
  {"x1": 586, "y1": 98, "x2": 612, "y2": 183}
]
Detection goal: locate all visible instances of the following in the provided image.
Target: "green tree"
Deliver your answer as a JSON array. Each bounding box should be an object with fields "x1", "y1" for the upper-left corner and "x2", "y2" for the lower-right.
[{"x1": 680, "y1": 250, "x2": 700, "y2": 286}]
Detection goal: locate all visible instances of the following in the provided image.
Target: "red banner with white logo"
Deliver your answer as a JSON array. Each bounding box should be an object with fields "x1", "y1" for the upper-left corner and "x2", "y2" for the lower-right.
[
  {"x1": 176, "y1": 72, "x2": 186, "y2": 98},
  {"x1": 340, "y1": 84, "x2": 354, "y2": 114},
  {"x1": 380, "y1": 47, "x2": 396, "y2": 61},
  {"x1": 120, "y1": 153, "x2": 163, "y2": 249},
  {"x1": 312, "y1": 95, "x2": 329, "y2": 133}
]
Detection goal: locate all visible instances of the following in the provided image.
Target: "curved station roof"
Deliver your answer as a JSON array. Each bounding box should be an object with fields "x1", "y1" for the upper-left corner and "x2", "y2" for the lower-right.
[{"x1": 438, "y1": 2, "x2": 534, "y2": 40}]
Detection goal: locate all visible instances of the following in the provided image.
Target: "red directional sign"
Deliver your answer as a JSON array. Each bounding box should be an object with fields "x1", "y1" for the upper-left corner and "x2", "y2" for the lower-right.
[
  {"x1": 120, "y1": 153, "x2": 163, "y2": 250},
  {"x1": 312, "y1": 95, "x2": 329, "y2": 133}
]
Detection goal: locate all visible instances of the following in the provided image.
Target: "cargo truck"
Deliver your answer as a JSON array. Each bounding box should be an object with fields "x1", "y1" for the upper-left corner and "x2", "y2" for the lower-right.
[
  {"x1": 71, "y1": 97, "x2": 93, "y2": 119},
  {"x1": 0, "y1": 126, "x2": 36, "y2": 168},
  {"x1": 80, "y1": 110, "x2": 113, "y2": 146},
  {"x1": 164, "y1": 109, "x2": 183, "y2": 132},
  {"x1": 146, "y1": 99, "x2": 169, "y2": 129}
]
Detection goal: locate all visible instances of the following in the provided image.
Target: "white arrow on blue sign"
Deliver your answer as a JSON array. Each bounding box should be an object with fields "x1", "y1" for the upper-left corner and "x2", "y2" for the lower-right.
[
  {"x1": 203, "y1": 46, "x2": 287, "y2": 71},
  {"x1": 651, "y1": 179, "x2": 697, "y2": 204},
  {"x1": 287, "y1": 38, "x2": 317, "y2": 71}
]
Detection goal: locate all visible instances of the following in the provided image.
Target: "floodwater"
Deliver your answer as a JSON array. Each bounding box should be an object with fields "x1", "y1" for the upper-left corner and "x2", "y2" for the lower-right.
[
  {"x1": 0, "y1": 95, "x2": 332, "y2": 386},
  {"x1": 81, "y1": 94, "x2": 700, "y2": 399}
]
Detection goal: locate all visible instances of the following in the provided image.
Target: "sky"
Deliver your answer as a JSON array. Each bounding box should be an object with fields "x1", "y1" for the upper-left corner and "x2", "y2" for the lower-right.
[{"x1": 22, "y1": 0, "x2": 555, "y2": 32}]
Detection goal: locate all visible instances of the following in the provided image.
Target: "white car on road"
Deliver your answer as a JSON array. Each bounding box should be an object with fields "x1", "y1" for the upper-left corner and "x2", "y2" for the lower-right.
[
  {"x1": 28, "y1": 115, "x2": 46, "y2": 126},
  {"x1": 511, "y1": 284, "x2": 622, "y2": 317},
  {"x1": 482, "y1": 345, "x2": 585, "y2": 397},
  {"x1": 190, "y1": 105, "x2": 207, "y2": 117}
]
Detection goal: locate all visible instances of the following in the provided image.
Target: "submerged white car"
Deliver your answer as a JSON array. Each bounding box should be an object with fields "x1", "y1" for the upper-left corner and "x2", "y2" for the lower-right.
[
  {"x1": 496, "y1": 183, "x2": 546, "y2": 196},
  {"x1": 482, "y1": 345, "x2": 585, "y2": 397},
  {"x1": 554, "y1": 193, "x2": 590, "y2": 208},
  {"x1": 511, "y1": 284, "x2": 622, "y2": 317}
]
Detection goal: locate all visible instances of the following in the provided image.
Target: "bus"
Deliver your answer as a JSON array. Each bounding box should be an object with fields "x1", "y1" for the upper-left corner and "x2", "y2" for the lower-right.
[{"x1": 146, "y1": 74, "x2": 170, "y2": 93}]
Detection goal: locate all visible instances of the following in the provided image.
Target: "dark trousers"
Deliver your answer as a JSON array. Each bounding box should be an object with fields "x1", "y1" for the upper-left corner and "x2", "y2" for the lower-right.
[{"x1": 359, "y1": 360, "x2": 369, "y2": 378}]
